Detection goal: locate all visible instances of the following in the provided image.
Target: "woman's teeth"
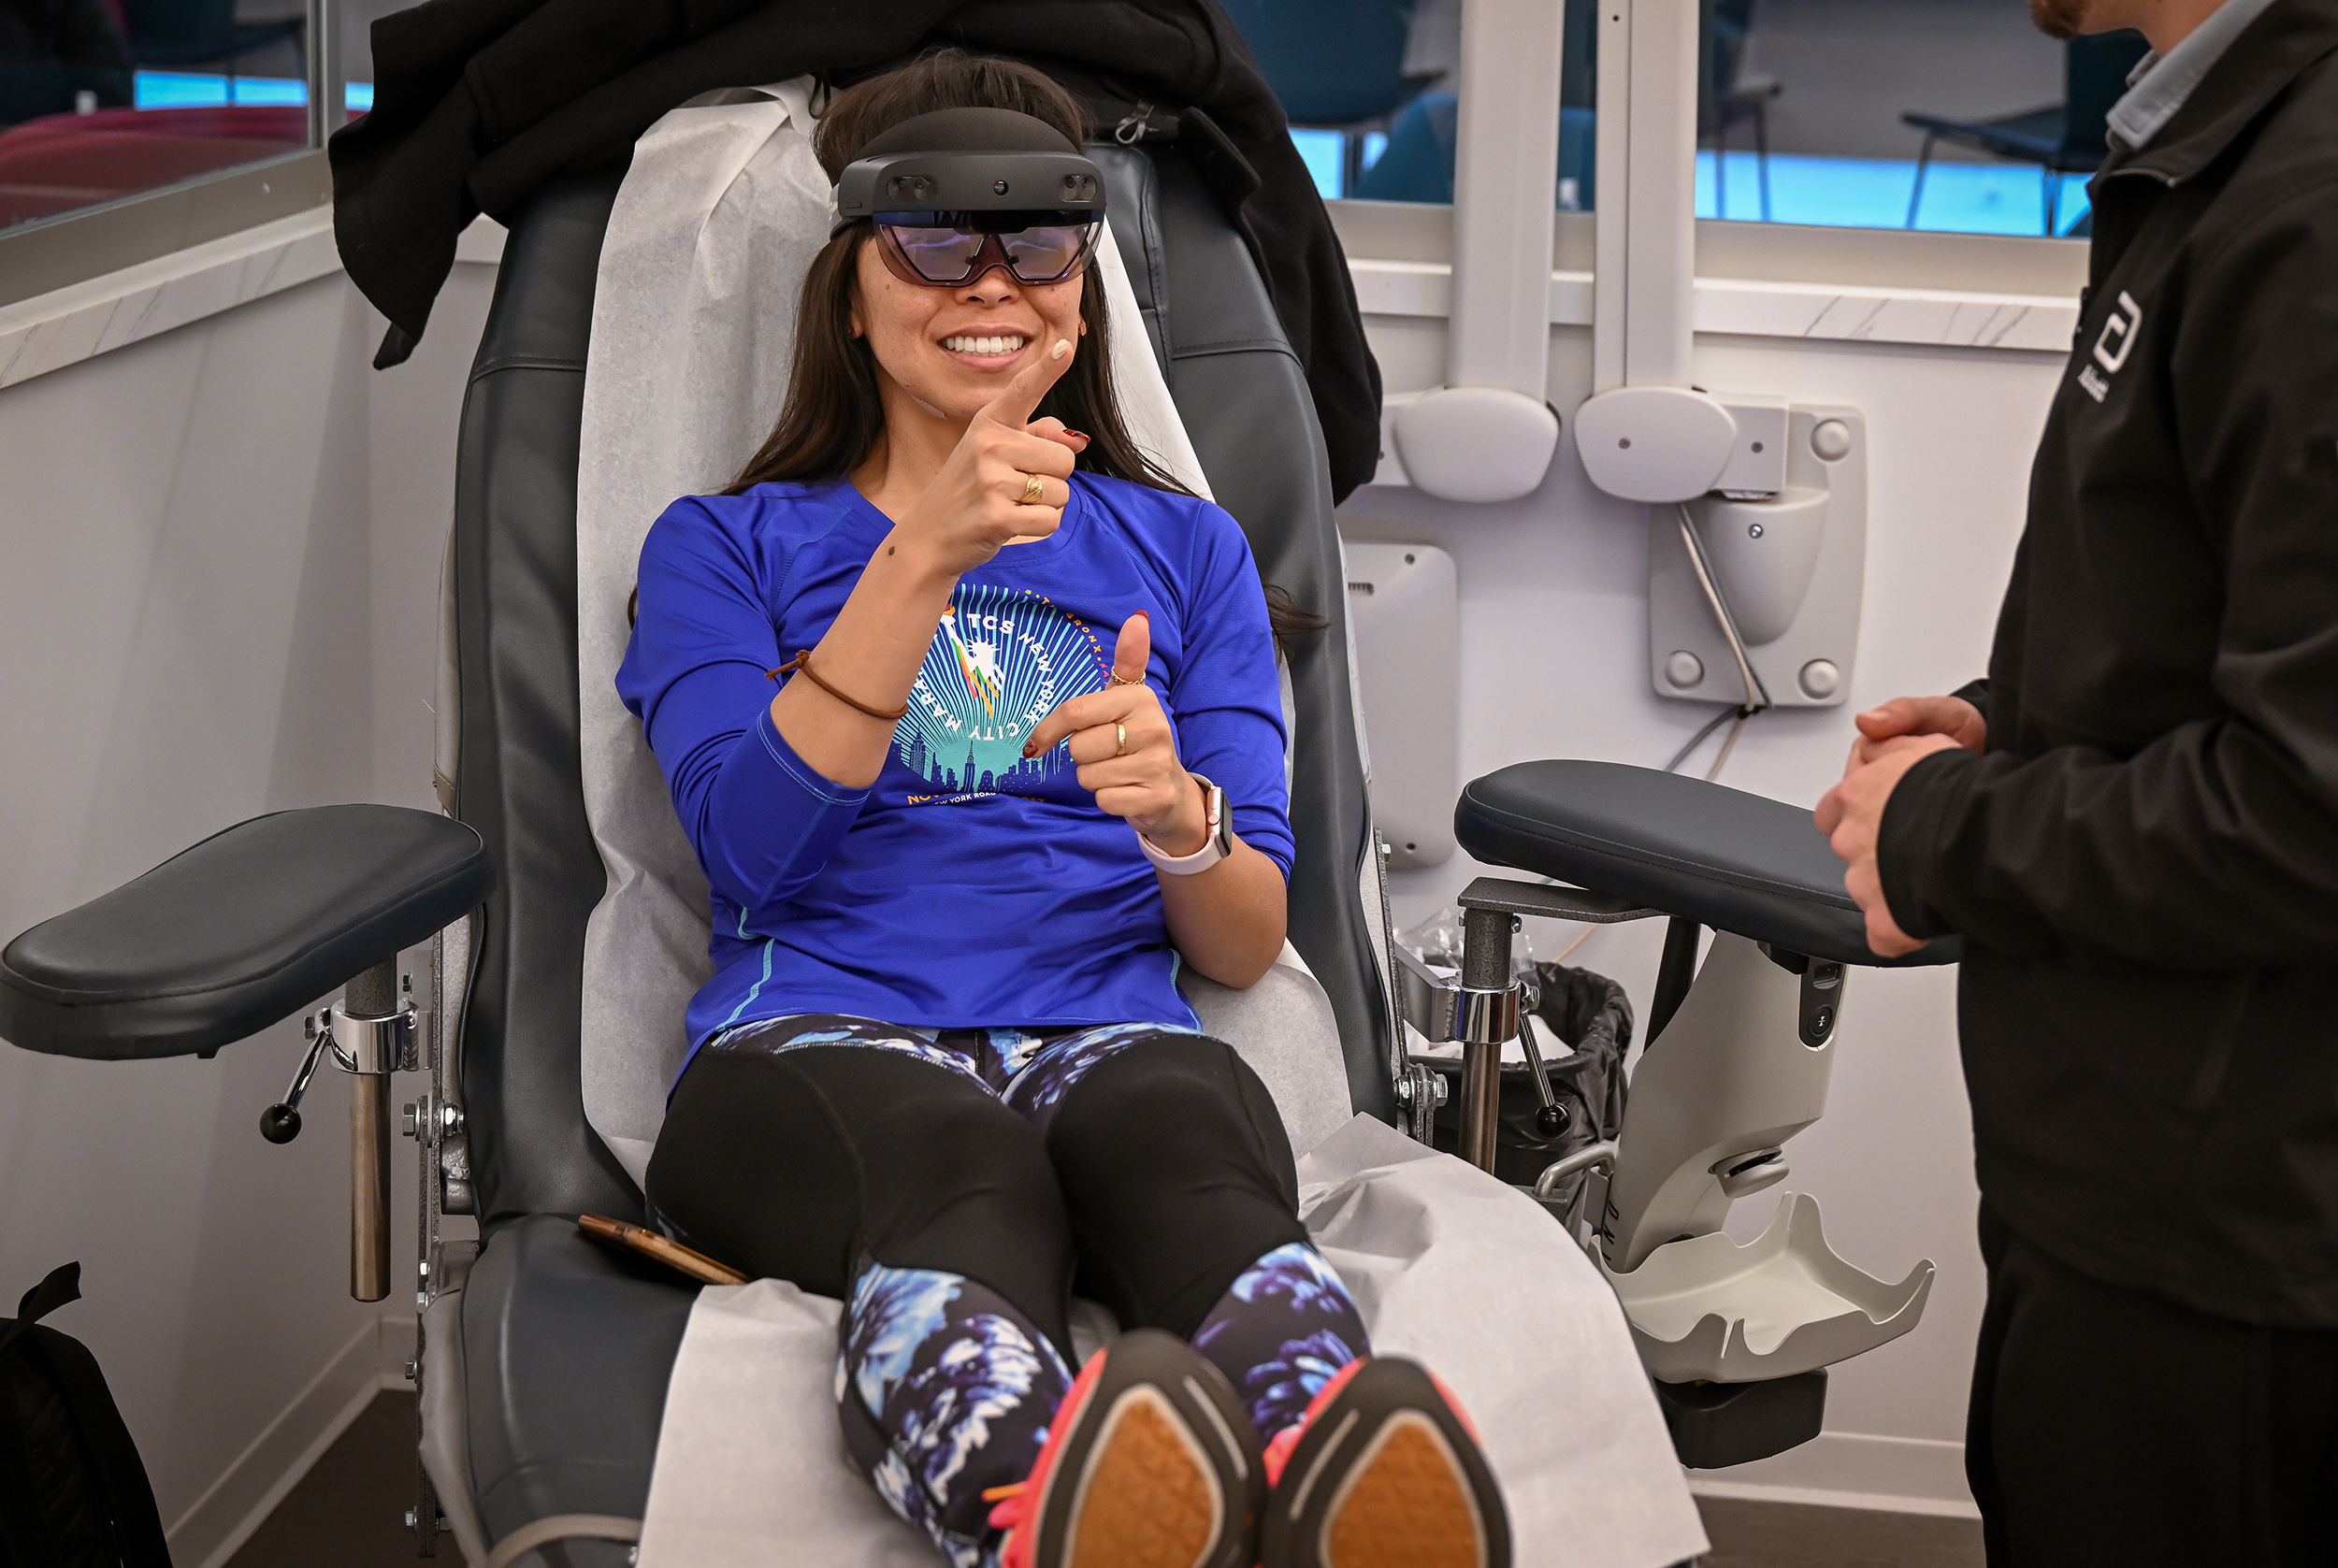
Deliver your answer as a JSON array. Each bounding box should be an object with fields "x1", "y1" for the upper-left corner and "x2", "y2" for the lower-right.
[{"x1": 944, "y1": 334, "x2": 1028, "y2": 357}]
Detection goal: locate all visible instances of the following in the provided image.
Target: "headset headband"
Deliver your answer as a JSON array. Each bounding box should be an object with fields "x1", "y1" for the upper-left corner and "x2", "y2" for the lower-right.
[{"x1": 831, "y1": 107, "x2": 1105, "y2": 236}]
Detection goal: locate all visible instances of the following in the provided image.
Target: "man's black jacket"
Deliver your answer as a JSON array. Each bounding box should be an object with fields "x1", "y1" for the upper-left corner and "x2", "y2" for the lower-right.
[
  {"x1": 327, "y1": 0, "x2": 1382, "y2": 500},
  {"x1": 1882, "y1": 0, "x2": 2338, "y2": 1326}
]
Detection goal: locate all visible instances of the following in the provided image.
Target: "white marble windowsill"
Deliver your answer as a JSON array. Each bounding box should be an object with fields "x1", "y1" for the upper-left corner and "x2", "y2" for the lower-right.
[
  {"x1": 1348, "y1": 256, "x2": 2079, "y2": 353},
  {"x1": 0, "y1": 210, "x2": 508, "y2": 391}
]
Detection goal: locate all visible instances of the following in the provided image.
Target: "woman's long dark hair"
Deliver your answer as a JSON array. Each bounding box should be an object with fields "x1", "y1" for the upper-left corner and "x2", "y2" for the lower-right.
[{"x1": 725, "y1": 51, "x2": 1188, "y2": 497}]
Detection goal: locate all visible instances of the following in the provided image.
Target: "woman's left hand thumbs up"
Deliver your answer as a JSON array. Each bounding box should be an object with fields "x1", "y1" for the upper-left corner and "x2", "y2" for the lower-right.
[{"x1": 1021, "y1": 612, "x2": 1207, "y2": 853}]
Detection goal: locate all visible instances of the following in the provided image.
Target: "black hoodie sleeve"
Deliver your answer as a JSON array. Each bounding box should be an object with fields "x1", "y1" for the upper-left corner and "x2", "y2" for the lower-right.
[{"x1": 1879, "y1": 178, "x2": 2338, "y2": 971}]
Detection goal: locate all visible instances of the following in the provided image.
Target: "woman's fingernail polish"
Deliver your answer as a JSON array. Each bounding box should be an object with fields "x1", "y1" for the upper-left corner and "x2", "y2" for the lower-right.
[
  {"x1": 1064, "y1": 429, "x2": 1090, "y2": 440},
  {"x1": 1052, "y1": 338, "x2": 1071, "y2": 359}
]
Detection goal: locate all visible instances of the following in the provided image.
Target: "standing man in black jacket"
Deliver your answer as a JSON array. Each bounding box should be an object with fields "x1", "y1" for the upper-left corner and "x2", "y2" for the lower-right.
[{"x1": 1815, "y1": 0, "x2": 2338, "y2": 1561}]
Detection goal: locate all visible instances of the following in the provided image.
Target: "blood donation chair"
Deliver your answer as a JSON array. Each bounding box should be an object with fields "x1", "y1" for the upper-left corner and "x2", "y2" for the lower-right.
[{"x1": 0, "y1": 115, "x2": 1952, "y2": 1564}]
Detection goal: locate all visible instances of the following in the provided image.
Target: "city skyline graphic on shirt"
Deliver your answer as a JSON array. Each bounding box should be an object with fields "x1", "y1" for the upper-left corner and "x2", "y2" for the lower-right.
[{"x1": 893, "y1": 583, "x2": 1113, "y2": 798}]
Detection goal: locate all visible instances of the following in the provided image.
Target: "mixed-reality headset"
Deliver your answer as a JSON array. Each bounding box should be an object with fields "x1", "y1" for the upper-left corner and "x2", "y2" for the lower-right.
[{"x1": 832, "y1": 106, "x2": 1106, "y2": 287}]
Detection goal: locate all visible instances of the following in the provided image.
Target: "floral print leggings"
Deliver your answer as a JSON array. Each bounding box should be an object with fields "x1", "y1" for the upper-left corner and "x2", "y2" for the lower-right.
[{"x1": 645, "y1": 1014, "x2": 1371, "y2": 1568}]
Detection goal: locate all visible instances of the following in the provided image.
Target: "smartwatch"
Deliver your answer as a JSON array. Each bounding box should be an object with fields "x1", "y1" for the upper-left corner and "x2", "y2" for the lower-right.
[{"x1": 1140, "y1": 773, "x2": 1234, "y2": 874}]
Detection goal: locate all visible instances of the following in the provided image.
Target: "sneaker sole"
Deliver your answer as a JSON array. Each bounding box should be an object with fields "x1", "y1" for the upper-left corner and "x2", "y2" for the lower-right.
[
  {"x1": 1262, "y1": 1359, "x2": 1510, "y2": 1568},
  {"x1": 1034, "y1": 1329, "x2": 1263, "y2": 1568}
]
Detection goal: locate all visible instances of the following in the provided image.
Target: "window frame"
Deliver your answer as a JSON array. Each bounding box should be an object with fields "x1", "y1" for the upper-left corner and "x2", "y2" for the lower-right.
[
  {"x1": 1, "y1": 0, "x2": 343, "y2": 309},
  {"x1": 0, "y1": 152, "x2": 330, "y2": 311},
  {"x1": 1329, "y1": 199, "x2": 2086, "y2": 298}
]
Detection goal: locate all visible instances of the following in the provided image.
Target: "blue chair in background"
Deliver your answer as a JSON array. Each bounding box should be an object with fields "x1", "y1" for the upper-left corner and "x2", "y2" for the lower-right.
[
  {"x1": 1220, "y1": 0, "x2": 1420, "y2": 194},
  {"x1": 1352, "y1": 92, "x2": 1598, "y2": 209},
  {"x1": 1342, "y1": 0, "x2": 1754, "y2": 218},
  {"x1": 1221, "y1": 0, "x2": 1416, "y2": 123},
  {"x1": 1901, "y1": 29, "x2": 2149, "y2": 235},
  {"x1": 1706, "y1": 0, "x2": 1781, "y2": 222},
  {"x1": 1349, "y1": 0, "x2": 1596, "y2": 207}
]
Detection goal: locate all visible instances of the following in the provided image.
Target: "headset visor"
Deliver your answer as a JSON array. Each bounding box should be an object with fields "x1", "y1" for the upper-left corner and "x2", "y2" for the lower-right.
[{"x1": 873, "y1": 210, "x2": 1102, "y2": 288}]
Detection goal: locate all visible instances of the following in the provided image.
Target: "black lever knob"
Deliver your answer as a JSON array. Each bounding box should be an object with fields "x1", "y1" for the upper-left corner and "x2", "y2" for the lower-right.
[
  {"x1": 261, "y1": 1011, "x2": 332, "y2": 1145},
  {"x1": 1513, "y1": 1014, "x2": 1571, "y2": 1139}
]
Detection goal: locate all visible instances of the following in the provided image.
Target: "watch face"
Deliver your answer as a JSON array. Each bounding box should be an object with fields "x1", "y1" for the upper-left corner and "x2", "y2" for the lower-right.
[{"x1": 1209, "y1": 785, "x2": 1234, "y2": 857}]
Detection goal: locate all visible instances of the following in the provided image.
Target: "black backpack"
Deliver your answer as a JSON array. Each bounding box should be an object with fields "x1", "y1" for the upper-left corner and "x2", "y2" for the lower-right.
[{"x1": 0, "y1": 1264, "x2": 171, "y2": 1568}]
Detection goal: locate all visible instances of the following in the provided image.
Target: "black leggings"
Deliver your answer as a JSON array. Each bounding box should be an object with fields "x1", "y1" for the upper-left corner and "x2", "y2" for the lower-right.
[
  {"x1": 644, "y1": 1018, "x2": 1372, "y2": 1558},
  {"x1": 645, "y1": 1021, "x2": 1309, "y2": 1359}
]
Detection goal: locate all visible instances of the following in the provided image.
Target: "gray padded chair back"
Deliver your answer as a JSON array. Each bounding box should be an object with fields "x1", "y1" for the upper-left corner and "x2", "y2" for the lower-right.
[
  {"x1": 451, "y1": 163, "x2": 644, "y2": 1230},
  {"x1": 1094, "y1": 142, "x2": 1395, "y2": 1122},
  {"x1": 449, "y1": 142, "x2": 1395, "y2": 1230}
]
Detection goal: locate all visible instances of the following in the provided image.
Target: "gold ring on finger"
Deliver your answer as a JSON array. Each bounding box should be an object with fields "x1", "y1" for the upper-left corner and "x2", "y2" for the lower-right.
[
  {"x1": 1115, "y1": 722, "x2": 1128, "y2": 757},
  {"x1": 1019, "y1": 471, "x2": 1046, "y2": 506}
]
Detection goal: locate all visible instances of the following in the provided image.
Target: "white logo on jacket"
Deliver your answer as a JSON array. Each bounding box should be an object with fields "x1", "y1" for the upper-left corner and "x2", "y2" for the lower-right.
[{"x1": 2078, "y1": 291, "x2": 2143, "y2": 403}]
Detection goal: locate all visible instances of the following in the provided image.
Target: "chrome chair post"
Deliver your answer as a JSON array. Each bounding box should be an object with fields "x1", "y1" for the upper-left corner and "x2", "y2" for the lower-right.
[
  {"x1": 336, "y1": 958, "x2": 405, "y2": 1302},
  {"x1": 1456, "y1": 906, "x2": 1513, "y2": 1171}
]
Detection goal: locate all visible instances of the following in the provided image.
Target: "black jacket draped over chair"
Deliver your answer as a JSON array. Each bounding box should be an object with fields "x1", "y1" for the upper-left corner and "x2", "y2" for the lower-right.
[{"x1": 327, "y1": 0, "x2": 1385, "y2": 500}]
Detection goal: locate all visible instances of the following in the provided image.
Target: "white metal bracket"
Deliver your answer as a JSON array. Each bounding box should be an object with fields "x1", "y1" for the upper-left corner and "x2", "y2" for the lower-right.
[
  {"x1": 1574, "y1": 0, "x2": 1865, "y2": 702},
  {"x1": 1395, "y1": 0, "x2": 1567, "y2": 504}
]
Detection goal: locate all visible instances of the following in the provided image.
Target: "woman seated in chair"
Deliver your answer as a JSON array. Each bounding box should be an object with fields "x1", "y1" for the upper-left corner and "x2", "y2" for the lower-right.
[{"x1": 620, "y1": 51, "x2": 1506, "y2": 1568}]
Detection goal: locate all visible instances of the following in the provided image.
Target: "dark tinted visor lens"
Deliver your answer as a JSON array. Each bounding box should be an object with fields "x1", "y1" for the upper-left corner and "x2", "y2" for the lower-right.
[
  {"x1": 998, "y1": 226, "x2": 1091, "y2": 281},
  {"x1": 882, "y1": 224, "x2": 987, "y2": 281},
  {"x1": 873, "y1": 212, "x2": 1099, "y2": 284}
]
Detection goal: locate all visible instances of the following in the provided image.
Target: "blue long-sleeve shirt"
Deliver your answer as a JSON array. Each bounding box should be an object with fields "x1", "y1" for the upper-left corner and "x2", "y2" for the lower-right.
[{"x1": 618, "y1": 472, "x2": 1294, "y2": 1060}]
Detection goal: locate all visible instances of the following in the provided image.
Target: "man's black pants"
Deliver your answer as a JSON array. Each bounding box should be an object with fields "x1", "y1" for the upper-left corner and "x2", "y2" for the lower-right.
[{"x1": 1968, "y1": 1205, "x2": 2338, "y2": 1566}]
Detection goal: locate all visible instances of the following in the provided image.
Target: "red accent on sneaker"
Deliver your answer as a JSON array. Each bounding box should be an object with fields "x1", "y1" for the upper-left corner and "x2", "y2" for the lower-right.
[
  {"x1": 990, "y1": 1347, "x2": 1110, "y2": 1568},
  {"x1": 1261, "y1": 1356, "x2": 1373, "y2": 1488},
  {"x1": 1261, "y1": 1423, "x2": 1302, "y2": 1491}
]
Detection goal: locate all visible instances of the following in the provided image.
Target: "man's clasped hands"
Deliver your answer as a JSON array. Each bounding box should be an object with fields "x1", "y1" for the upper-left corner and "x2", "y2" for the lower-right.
[{"x1": 1815, "y1": 692, "x2": 1988, "y2": 957}]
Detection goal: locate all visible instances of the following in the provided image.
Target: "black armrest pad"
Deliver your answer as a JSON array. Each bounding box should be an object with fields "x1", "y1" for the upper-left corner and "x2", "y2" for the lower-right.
[
  {"x1": 0, "y1": 805, "x2": 494, "y2": 1059},
  {"x1": 1456, "y1": 760, "x2": 1959, "y2": 969}
]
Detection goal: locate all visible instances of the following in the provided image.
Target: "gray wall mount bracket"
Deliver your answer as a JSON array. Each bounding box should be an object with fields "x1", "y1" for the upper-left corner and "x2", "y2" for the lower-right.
[{"x1": 1649, "y1": 405, "x2": 1869, "y2": 709}]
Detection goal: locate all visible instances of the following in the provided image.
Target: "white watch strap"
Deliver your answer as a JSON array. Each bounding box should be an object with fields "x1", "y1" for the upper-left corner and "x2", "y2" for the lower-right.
[
  {"x1": 1140, "y1": 830, "x2": 1224, "y2": 875},
  {"x1": 1140, "y1": 778, "x2": 1228, "y2": 875}
]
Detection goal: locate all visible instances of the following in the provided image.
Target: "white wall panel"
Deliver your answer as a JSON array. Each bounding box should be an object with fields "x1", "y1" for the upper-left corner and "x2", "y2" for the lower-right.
[
  {"x1": 0, "y1": 265, "x2": 493, "y2": 1559},
  {"x1": 1347, "y1": 313, "x2": 2061, "y2": 1506}
]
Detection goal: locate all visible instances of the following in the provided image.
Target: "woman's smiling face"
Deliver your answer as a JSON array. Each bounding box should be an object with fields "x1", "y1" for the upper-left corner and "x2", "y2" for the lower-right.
[{"x1": 849, "y1": 235, "x2": 1085, "y2": 424}]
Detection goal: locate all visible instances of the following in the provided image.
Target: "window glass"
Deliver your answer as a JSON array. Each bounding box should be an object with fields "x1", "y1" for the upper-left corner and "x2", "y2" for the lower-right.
[
  {"x1": 1226, "y1": 0, "x2": 1598, "y2": 210},
  {"x1": 1697, "y1": 0, "x2": 2144, "y2": 238},
  {"x1": 0, "y1": 0, "x2": 382, "y2": 235},
  {"x1": 1237, "y1": 0, "x2": 2138, "y2": 238}
]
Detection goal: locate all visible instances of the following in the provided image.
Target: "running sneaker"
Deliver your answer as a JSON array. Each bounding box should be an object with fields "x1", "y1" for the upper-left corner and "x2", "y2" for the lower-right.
[
  {"x1": 989, "y1": 1328, "x2": 1265, "y2": 1568},
  {"x1": 1257, "y1": 1358, "x2": 1510, "y2": 1568}
]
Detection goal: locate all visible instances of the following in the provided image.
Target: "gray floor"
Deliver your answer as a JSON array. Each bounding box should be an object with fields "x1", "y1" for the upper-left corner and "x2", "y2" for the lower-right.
[
  {"x1": 228, "y1": 1391, "x2": 1986, "y2": 1567},
  {"x1": 1697, "y1": 1495, "x2": 1983, "y2": 1568},
  {"x1": 227, "y1": 1392, "x2": 435, "y2": 1568}
]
